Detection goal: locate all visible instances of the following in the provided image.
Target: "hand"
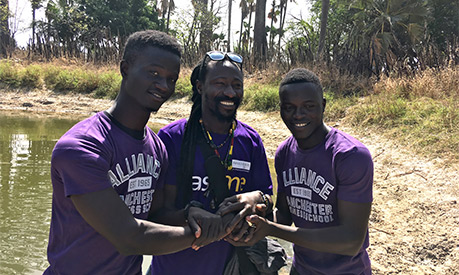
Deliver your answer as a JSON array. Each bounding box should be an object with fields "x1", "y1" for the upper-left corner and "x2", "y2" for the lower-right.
[
  {"x1": 224, "y1": 215, "x2": 269, "y2": 247},
  {"x1": 187, "y1": 207, "x2": 227, "y2": 250},
  {"x1": 216, "y1": 191, "x2": 264, "y2": 234}
]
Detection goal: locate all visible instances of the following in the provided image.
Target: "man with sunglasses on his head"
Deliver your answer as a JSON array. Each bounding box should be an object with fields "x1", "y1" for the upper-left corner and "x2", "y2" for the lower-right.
[{"x1": 148, "y1": 51, "x2": 276, "y2": 274}]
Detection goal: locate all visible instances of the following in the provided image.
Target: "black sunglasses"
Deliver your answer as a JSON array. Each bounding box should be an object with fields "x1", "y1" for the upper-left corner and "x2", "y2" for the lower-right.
[{"x1": 204, "y1": 51, "x2": 243, "y2": 69}]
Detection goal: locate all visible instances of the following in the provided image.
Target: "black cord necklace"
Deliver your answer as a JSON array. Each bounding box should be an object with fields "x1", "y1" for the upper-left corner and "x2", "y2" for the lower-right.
[{"x1": 199, "y1": 119, "x2": 236, "y2": 170}]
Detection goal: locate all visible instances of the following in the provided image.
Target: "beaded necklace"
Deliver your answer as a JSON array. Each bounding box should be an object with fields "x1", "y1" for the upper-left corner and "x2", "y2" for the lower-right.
[{"x1": 199, "y1": 119, "x2": 236, "y2": 170}]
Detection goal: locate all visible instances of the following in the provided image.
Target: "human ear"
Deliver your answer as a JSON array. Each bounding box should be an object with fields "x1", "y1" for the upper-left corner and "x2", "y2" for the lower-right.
[
  {"x1": 120, "y1": 60, "x2": 129, "y2": 78},
  {"x1": 196, "y1": 80, "x2": 203, "y2": 95}
]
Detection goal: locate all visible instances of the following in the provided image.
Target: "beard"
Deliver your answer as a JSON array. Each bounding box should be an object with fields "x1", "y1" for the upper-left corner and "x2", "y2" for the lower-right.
[{"x1": 211, "y1": 95, "x2": 240, "y2": 122}]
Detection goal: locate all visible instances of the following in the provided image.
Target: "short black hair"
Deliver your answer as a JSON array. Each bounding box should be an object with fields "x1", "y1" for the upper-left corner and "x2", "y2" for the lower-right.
[
  {"x1": 280, "y1": 68, "x2": 323, "y2": 91},
  {"x1": 122, "y1": 30, "x2": 182, "y2": 63}
]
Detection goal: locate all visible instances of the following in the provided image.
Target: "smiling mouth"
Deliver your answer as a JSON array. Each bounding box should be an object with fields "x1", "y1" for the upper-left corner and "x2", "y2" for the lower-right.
[
  {"x1": 148, "y1": 90, "x2": 165, "y2": 101},
  {"x1": 220, "y1": 101, "x2": 235, "y2": 106},
  {"x1": 294, "y1": 122, "x2": 310, "y2": 128}
]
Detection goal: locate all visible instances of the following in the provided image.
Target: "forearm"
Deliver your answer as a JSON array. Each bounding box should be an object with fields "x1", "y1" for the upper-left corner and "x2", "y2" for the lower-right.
[
  {"x1": 118, "y1": 219, "x2": 194, "y2": 256},
  {"x1": 149, "y1": 207, "x2": 187, "y2": 226},
  {"x1": 267, "y1": 221, "x2": 365, "y2": 256}
]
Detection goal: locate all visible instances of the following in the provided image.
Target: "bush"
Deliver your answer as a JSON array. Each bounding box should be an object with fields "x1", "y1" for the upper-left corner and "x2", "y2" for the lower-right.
[
  {"x1": 173, "y1": 76, "x2": 193, "y2": 99},
  {"x1": 243, "y1": 84, "x2": 279, "y2": 111},
  {"x1": 43, "y1": 65, "x2": 61, "y2": 90},
  {"x1": 0, "y1": 60, "x2": 20, "y2": 87},
  {"x1": 20, "y1": 65, "x2": 42, "y2": 88},
  {"x1": 93, "y1": 72, "x2": 121, "y2": 99}
]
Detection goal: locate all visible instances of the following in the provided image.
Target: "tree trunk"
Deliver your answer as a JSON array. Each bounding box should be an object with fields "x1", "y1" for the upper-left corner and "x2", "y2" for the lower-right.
[
  {"x1": 197, "y1": 0, "x2": 211, "y2": 54},
  {"x1": 0, "y1": 0, "x2": 10, "y2": 57},
  {"x1": 317, "y1": 0, "x2": 330, "y2": 60},
  {"x1": 253, "y1": 0, "x2": 267, "y2": 68},
  {"x1": 227, "y1": 0, "x2": 232, "y2": 52}
]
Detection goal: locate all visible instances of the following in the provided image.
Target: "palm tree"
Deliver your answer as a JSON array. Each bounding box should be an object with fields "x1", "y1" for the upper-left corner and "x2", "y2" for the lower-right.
[
  {"x1": 227, "y1": 0, "x2": 232, "y2": 51},
  {"x1": 253, "y1": 0, "x2": 267, "y2": 67},
  {"x1": 317, "y1": 0, "x2": 329, "y2": 60},
  {"x1": 31, "y1": 0, "x2": 44, "y2": 50},
  {"x1": 0, "y1": 0, "x2": 10, "y2": 57},
  {"x1": 349, "y1": 0, "x2": 428, "y2": 75},
  {"x1": 160, "y1": 0, "x2": 175, "y2": 33}
]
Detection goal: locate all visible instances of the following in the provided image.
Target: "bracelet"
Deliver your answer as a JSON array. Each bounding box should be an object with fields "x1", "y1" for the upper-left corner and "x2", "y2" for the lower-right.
[
  {"x1": 184, "y1": 200, "x2": 204, "y2": 222},
  {"x1": 258, "y1": 191, "x2": 268, "y2": 206},
  {"x1": 258, "y1": 191, "x2": 273, "y2": 214}
]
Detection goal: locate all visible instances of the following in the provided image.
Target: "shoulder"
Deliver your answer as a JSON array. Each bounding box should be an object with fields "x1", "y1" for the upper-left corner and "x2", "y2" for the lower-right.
[
  {"x1": 275, "y1": 136, "x2": 296, "y2": 158},
  {"x1": 235, "y1": 120, "x2": 263, "y2": 142},
  {"x1": 54, "y1": 112, "x2": 109, "y2": 150},
  {"x1": 327, "y1": 128, "x2": 372, "y2": 163},
  {"x1": 158, "y1": 119, "x2": 186, "y2": 138},
  {"x1": 52, "y1": 113, "x2": 112, "y2": 165}
]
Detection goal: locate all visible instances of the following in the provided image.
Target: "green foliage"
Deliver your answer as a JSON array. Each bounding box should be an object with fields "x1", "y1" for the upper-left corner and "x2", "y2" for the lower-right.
[
  {"x1": 0, "y1": 61, "x2": 20, "y2": 87},
  {"x1": 42, "y1": 65, "x2": 61, "y2": 89},
  {"x1": 173, "y1": 76, "x2": 193, "y2": 99},
  {"x1": 323, "y1": 93, "x2": 358, "y2": 122},
  {"x1": 344, "y1": 67, "x2": 458, "y2": 160},
  {"x1": 20, "y1": 65, "x2": 42, "y2": 88},
  {"x1": 243, "y1": 84, "x2": 279, "y2": 111},
  {"x1": 93, "y1": 72, "x2": 121, "y2": 99}
]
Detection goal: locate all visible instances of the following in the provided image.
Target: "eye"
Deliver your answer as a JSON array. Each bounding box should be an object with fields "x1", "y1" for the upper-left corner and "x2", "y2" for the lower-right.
[
  {"x1": 150, "y1": 71, "x2": 159, "y2": 77},
  {"x1": 282, "y1": 104, "x2": 294, "y2": 112},
  {"x1": 168, "y1": 78, "x2": 177, "y2": 84}
]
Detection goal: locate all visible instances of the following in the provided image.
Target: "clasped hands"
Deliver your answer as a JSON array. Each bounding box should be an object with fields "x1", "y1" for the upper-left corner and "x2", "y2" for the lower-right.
[{"x1": 187, "y1": 191, "x2": 269, "y2": 250}]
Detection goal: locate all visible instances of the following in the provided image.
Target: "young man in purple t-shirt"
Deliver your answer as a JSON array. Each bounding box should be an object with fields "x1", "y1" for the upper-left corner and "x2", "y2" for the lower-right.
[
  {"x1": 44, "y1": 30, "x2": 197, "y2": 275},
  {"x1": 149, "y1": 52, "x2": 275, "y2": 275},
  {"x1": 236, "y1": 68, "x2": 373, "y2": 274}
]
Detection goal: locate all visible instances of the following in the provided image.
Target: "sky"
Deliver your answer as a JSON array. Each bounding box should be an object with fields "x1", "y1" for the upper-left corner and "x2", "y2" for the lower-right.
[{"x1": 9, "y1": 0, "x2": 311, "y2": 48}]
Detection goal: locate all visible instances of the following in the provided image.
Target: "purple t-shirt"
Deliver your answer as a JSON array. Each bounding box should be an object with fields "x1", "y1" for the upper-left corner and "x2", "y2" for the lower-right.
[
  {"x1": 151, "y1": 118, "x2": 273, "y2": 275},
  {"x1": 45, "y1": 112, "x2": 168, "y2": 275},
  {"x1": 276, "y1": 128, "x2": 373, "y2": 275}
]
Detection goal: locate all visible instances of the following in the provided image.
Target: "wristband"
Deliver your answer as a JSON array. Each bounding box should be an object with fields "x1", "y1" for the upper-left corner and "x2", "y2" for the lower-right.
[
  {"x1": 258, "y1": 191, "x2": 273, "y2": 214},
  {"x1": 184, "y1": 200, "x2": 204, "y2": 222}
]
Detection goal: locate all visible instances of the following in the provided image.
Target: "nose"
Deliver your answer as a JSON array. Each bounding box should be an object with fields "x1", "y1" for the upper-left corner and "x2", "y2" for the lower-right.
[
  {"x1": 223, "y1": 85, "x2": 236, "y2": 98},
  {"x1": 155, "y1": 77, "x2": 169, "y2": 93},
  {"x1": 293, "y1": 107, "x2": 305, "y2": 119}
]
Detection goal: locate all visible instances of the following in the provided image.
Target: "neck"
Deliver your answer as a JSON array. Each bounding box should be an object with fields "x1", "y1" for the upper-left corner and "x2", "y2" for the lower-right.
[
  {"x1": 107, "y1": 99, "x2": 150, "y2": 131},
  {"x1": 297, "y1": 124, "x2": 330, "y2": 150},
  {"x1": 201, "y1": 116, "x2": 233, "y2": 134}
]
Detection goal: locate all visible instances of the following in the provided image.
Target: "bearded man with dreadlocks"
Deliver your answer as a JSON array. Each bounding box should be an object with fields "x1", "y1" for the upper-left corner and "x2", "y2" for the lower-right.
[{"x1": 148, "y1": 52, "x2": 275, "y2": 275}]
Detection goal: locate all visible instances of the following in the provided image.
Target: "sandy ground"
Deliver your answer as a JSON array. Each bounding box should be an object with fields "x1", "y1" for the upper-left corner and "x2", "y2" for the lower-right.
[{"x1": 1, "y1": 89, "x2": 458, "y2": 274}]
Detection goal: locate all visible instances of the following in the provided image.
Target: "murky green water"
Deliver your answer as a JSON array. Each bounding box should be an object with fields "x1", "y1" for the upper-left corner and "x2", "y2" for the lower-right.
[
  {"x1": 0, "y1": 111, "x2": 292, "y2": 274},
  {"x1": 0, "y1": 112, "x2": 80, "y2": 274}
]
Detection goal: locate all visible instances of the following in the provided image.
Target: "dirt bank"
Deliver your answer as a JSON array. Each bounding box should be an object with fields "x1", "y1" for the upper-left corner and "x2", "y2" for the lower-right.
[{"x1": 1, "y1": 89, "x2": 458, "y2": 274}]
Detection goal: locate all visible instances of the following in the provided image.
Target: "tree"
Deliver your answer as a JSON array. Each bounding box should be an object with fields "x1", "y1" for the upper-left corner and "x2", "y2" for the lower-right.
[
  {"x1": 226, "y1": 0, "x2": 232, "y2": 51},
  {"x1": 237, "y1": 0, "x2": 254, "y2": 55},
  {"x1": 0, "y1": 0, "x2": 10, "y2": 57},
  {"x1": 159, "y1": 0, "x2": 175, "y2": 33},
  {"x1": 317, "y1": 0, "x2": 329, "y2": 59},
  {"x1": 31, "y1": 0, "x2": 44, "y2": 50},
  {"x1": 253, "y1": 0, "x2": 267, "y2": 68}
]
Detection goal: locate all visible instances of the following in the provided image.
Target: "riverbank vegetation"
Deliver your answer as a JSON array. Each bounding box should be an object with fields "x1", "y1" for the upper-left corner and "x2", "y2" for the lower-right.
[
  {"x1": 1, "y1": 0, "x2": 457, "y2": 163},
  {"x1": 1, "y1": 59, "x2": 457, "y2": 163}
]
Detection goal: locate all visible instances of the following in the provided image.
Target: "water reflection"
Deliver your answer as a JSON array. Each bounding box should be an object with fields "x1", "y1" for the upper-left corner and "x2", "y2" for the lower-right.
[{"x1": 0, "y1": 112, "x2": 80, "y2": 274}]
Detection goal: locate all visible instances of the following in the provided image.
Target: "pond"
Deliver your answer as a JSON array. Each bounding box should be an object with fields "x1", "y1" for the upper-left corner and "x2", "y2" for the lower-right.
[{"x1": 0, "y1": 111, "x2": 292, "y2": 274}]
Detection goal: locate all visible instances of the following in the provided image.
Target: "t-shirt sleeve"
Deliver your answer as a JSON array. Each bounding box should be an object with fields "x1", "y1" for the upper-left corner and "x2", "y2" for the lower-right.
[
  {"x1": 336, "y1": 147, "x2": 373, "y2": 203},
  {"x1": 154, "y1": 134, "x2": 169, "y2": 190},
  {"x1": 274, "y1": 140, "x2": 287, "y2": 196},
  {"x1": 157, "y1": 128, "x2": 179, "y2": 187},
  {"x1": 249, "y1": 134, "x2": 273, "y2": 195},
  {"x1": 51, "y1": 138, "x2": 112, "y2": 197}
]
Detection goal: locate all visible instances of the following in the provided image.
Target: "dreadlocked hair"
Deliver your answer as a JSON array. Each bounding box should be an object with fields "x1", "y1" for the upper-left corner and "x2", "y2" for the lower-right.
[{"x1": 176, "y1": 58, "x2": 210, "y2": 206}]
